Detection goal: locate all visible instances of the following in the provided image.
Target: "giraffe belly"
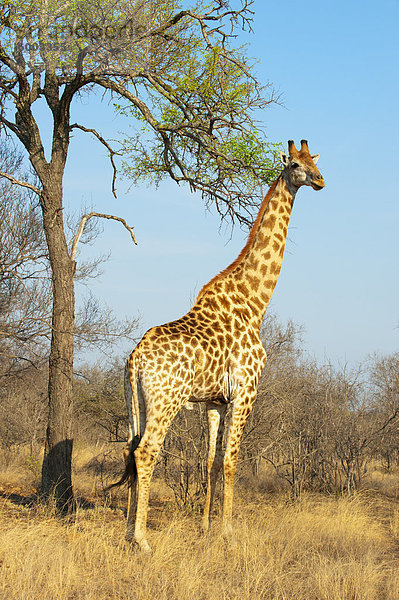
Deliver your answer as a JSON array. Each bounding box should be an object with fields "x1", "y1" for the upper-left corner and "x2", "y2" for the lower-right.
[{"x1": 190, "y1": 369, "x2": 231, "y2": 402}]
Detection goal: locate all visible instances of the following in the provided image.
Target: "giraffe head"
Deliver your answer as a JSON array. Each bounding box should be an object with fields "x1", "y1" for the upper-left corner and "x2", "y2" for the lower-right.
[{"x1": 280, "y1": 139, "x2": 324, "y2": 191}]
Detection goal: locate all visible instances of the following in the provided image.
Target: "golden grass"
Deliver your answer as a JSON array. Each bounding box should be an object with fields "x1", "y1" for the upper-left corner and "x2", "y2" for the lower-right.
[
  {"x1": 1, "y1": 492, "x2": 398, "y2": 599},
  {"x1": 368, "y1": 465, "x2": 399, "y2": 498},
  {"x1": 1, "y1": 448, "x2": 399, "y2": 600}
]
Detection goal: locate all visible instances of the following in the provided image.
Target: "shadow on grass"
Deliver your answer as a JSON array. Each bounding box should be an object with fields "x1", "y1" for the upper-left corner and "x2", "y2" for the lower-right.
[
  {"x1": 0, "y1": 489, "x2": 38, "y2": 507},
  {"x1": 0, "y1": 489, "x2": 99, "y2": 512}
]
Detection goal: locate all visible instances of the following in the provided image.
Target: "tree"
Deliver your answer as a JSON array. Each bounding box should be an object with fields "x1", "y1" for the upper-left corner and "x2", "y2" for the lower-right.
[
  {"x1": 368, "y1": 353, "x2": 399, "y2": 470},
  {"x1": 0, "y1": 142, "x2": 49, "y2": 376},
  {"x1": 0, "y1": 0, "x2": 280, "y2": 507}
]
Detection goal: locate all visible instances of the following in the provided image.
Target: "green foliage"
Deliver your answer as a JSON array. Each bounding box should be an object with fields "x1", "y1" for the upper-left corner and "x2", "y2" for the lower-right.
[
  {"x1": 25, "y1": 454, "x2": 42, "y2": 481},
  {"x1": 1, "y1": 0, "x2": 282, "y2": 225}
]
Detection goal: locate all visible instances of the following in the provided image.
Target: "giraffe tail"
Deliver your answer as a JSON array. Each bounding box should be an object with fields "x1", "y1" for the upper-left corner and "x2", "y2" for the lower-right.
[
  {"x1": 105, "y1": 435, "x2": 141, "y2": 490},
  {"x1": 105, "y1": 353, "x2": 142, "y2": 490}
]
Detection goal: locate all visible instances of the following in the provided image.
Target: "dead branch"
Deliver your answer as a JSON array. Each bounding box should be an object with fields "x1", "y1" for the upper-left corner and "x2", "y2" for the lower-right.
[
  {"x1": 70, "y1": 123, "x2": 121, "y2": 197},
  {"x1": 0, "y1": 170, "x2": 41, "y2": 195},
  {"x1": 70, "y1": 211, "x2": 137, "y2": 261}
]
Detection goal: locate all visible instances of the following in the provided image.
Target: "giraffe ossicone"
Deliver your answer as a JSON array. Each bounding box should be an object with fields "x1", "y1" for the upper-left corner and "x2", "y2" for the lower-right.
[{"x1": 112, "y1": 139, "x2": 325, "y2": 552}]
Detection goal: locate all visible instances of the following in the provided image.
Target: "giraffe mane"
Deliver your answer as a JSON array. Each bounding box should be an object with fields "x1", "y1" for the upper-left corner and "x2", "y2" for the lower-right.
[{"x1": 197, "y1": 176, "x2": 280, "y2": 300}]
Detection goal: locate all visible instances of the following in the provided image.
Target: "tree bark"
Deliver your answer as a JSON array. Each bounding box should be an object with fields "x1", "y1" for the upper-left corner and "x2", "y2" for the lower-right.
[{"x1": 40, "y1": 178, "x2": 75, "y2": 509}]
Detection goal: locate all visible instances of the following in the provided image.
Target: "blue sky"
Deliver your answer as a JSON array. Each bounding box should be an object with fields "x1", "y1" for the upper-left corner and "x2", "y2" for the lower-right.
[{"x1": 36, "y1": 1, "x2": 399, "y2": 365}]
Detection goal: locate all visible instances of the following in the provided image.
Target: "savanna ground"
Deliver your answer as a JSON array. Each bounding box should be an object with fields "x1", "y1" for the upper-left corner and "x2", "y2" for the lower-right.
[{"x1": 1, "y1": 443, "x2": 398, "y2": 600}]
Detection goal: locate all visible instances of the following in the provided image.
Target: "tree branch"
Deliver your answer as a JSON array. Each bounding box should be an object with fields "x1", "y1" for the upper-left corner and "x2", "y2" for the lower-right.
[
  {"x1": 0, "y1": 170, "x2": 41, "y2": 195},
  {"x1": 70, "y1": 212, "x2": 137, "y2": 261},
  {"x1": 70, "y1": 123, "x2": 121, "y2": 197}
]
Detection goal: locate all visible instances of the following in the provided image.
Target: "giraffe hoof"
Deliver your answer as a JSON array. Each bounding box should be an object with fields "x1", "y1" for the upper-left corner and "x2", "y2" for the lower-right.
[
  {"x1": 138, "y1": 538, "x2": 152, "y2": 554},
  {"x1": 222, "y1": 524, "x2": 234, "y2": 544},
  {"x1": 125, "y1": 536, "x2": 152, "y2": 554},
  {"x1": 200, "y1": 519, "x2": 210, "y2": 535}
]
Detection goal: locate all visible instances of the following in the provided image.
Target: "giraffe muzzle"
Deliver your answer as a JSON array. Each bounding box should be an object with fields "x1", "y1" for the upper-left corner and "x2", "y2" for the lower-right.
[{"x1": 311, "y1": 177, "x2": 325, "y2": 190}]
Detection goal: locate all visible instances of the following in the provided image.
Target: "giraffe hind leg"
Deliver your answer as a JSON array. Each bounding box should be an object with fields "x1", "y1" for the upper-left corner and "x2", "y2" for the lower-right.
[
  {"x1": 222, "y1": 388, "x2": 257, "y2": 540},
  {"x1": 123, "y1": 435, "x2": 141, "y2": 542},
  {"x1": 202, "y1": 403, "x2": 226, "y2": 533},
  {"x1": 130, "y1": 392, "x2": 193, "y2": 552}
]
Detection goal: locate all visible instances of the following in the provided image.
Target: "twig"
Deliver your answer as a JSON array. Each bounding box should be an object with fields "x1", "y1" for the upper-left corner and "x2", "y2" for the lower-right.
[
  {"x1": 70, "y1": 212, "x2": 137, "y2": 261},
  {"x1": 161, "y1": 448, "x2": 193, "y2": 466}
]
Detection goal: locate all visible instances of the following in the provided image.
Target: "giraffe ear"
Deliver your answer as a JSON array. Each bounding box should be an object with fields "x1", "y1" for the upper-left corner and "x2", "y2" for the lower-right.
[
  {"x1": 280, "y1": 151, "x2": 289, "y2": 166},
  {"x1": 311, "y1": 154, "x2": 320, "y2": 164}
]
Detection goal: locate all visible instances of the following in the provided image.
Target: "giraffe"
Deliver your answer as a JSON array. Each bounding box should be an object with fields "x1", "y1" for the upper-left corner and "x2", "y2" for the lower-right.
[{"x1": 113, "y1": 139, "x2": 324, "y2": 552}]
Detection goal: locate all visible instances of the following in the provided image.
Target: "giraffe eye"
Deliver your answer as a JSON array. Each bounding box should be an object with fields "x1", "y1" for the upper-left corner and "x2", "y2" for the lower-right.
[{"x1": 291, "y1": 162, "x2": 299, "y2": 169}]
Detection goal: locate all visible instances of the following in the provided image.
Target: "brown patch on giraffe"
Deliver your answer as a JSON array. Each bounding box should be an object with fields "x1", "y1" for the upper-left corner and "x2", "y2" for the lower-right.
[
  {"x1": 247, "y1": 274, "x2": 261, "y2": 290},
  {"x1": 225, "y1": 333, "x2": 234, "y2": 346},
  {"x1": 264, "y1": 235, "x2": 271, "y2": 246},
  {"x1": 233, "y1": 318, "x2": 246, "y2": 332},
  {"x1": 273, "y1": 241, "x2": 280, "y2": 252},
  {"x1": 231, "y1": 294, "x2": 242, "y2": 306},
  {"x1": 201, "y1": 310, "x2": 213, "y2": 320},
  {"x1": 235, "y1": 307, "x2": 251, "y2": 321},
  {"x1": 224, "y1": 280, "x2": 235, "y2": 294},
  {"x1": 220, "y1": 311, "x2": 232, "y2": 326},
  {"x1": 270, "y1": 261, "x2": 280, "y2": 275},
  {"x1": 263, "y1": 250, "x2": 271, "y2": 260},
  {"x1": 251, "y1": 297, "x2": 264, "y2": 312},
  {"x1": 211, "y1": 322, "x2": 223, "y2": 334},
  {"x1": 264, "y1": 214, "x2": 277, "y2": 229},
  {"x1": 232, "y1": 341, "x2": 240, "y2": 354},
  {"x1": 217, "y1": 334, "x2": 225, "y2": 347},
  {"x1": 205, "y1": 298, "x2": 219, "y2": 312},
  {"x1": 236, "y1": 282, "x2": 249, "y2": 296},
  {"x1": 278, "y1": 221, "x2": 286, "y2": 232},
  {"x1": 247, "y1": 255, "x2": 259, "y2": 271},
  {"x1": 220, "y1": 296, "x2": 231, "y2": 311}
]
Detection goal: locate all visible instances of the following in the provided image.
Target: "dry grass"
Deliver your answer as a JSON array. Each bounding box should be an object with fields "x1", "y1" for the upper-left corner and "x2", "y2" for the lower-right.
[
  {"x1": 368, "y1": 464, "x2": 399, "y2": 499},
  {"x1": 0, "y1": 447, "x2": 398, "y2": 600}
]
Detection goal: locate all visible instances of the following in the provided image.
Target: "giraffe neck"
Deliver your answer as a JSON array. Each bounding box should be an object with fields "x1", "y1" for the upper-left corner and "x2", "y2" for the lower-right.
[{"x1": 197, "y1": 174, "x2": 295, "y2": 327}]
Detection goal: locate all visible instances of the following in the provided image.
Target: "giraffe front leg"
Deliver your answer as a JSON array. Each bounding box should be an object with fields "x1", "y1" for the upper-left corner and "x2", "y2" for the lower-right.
[
  {"x1": 222, "y1": 389, "x2": 257, "y2": 539},
  {"x1": 201, "y1": 403, "x2": 227, "y2": 533}
]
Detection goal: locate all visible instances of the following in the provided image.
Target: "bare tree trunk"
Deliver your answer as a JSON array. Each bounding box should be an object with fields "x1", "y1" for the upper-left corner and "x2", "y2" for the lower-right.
[{"x1": 40, "y1": 181, "x2": 75, "y2": 509}]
